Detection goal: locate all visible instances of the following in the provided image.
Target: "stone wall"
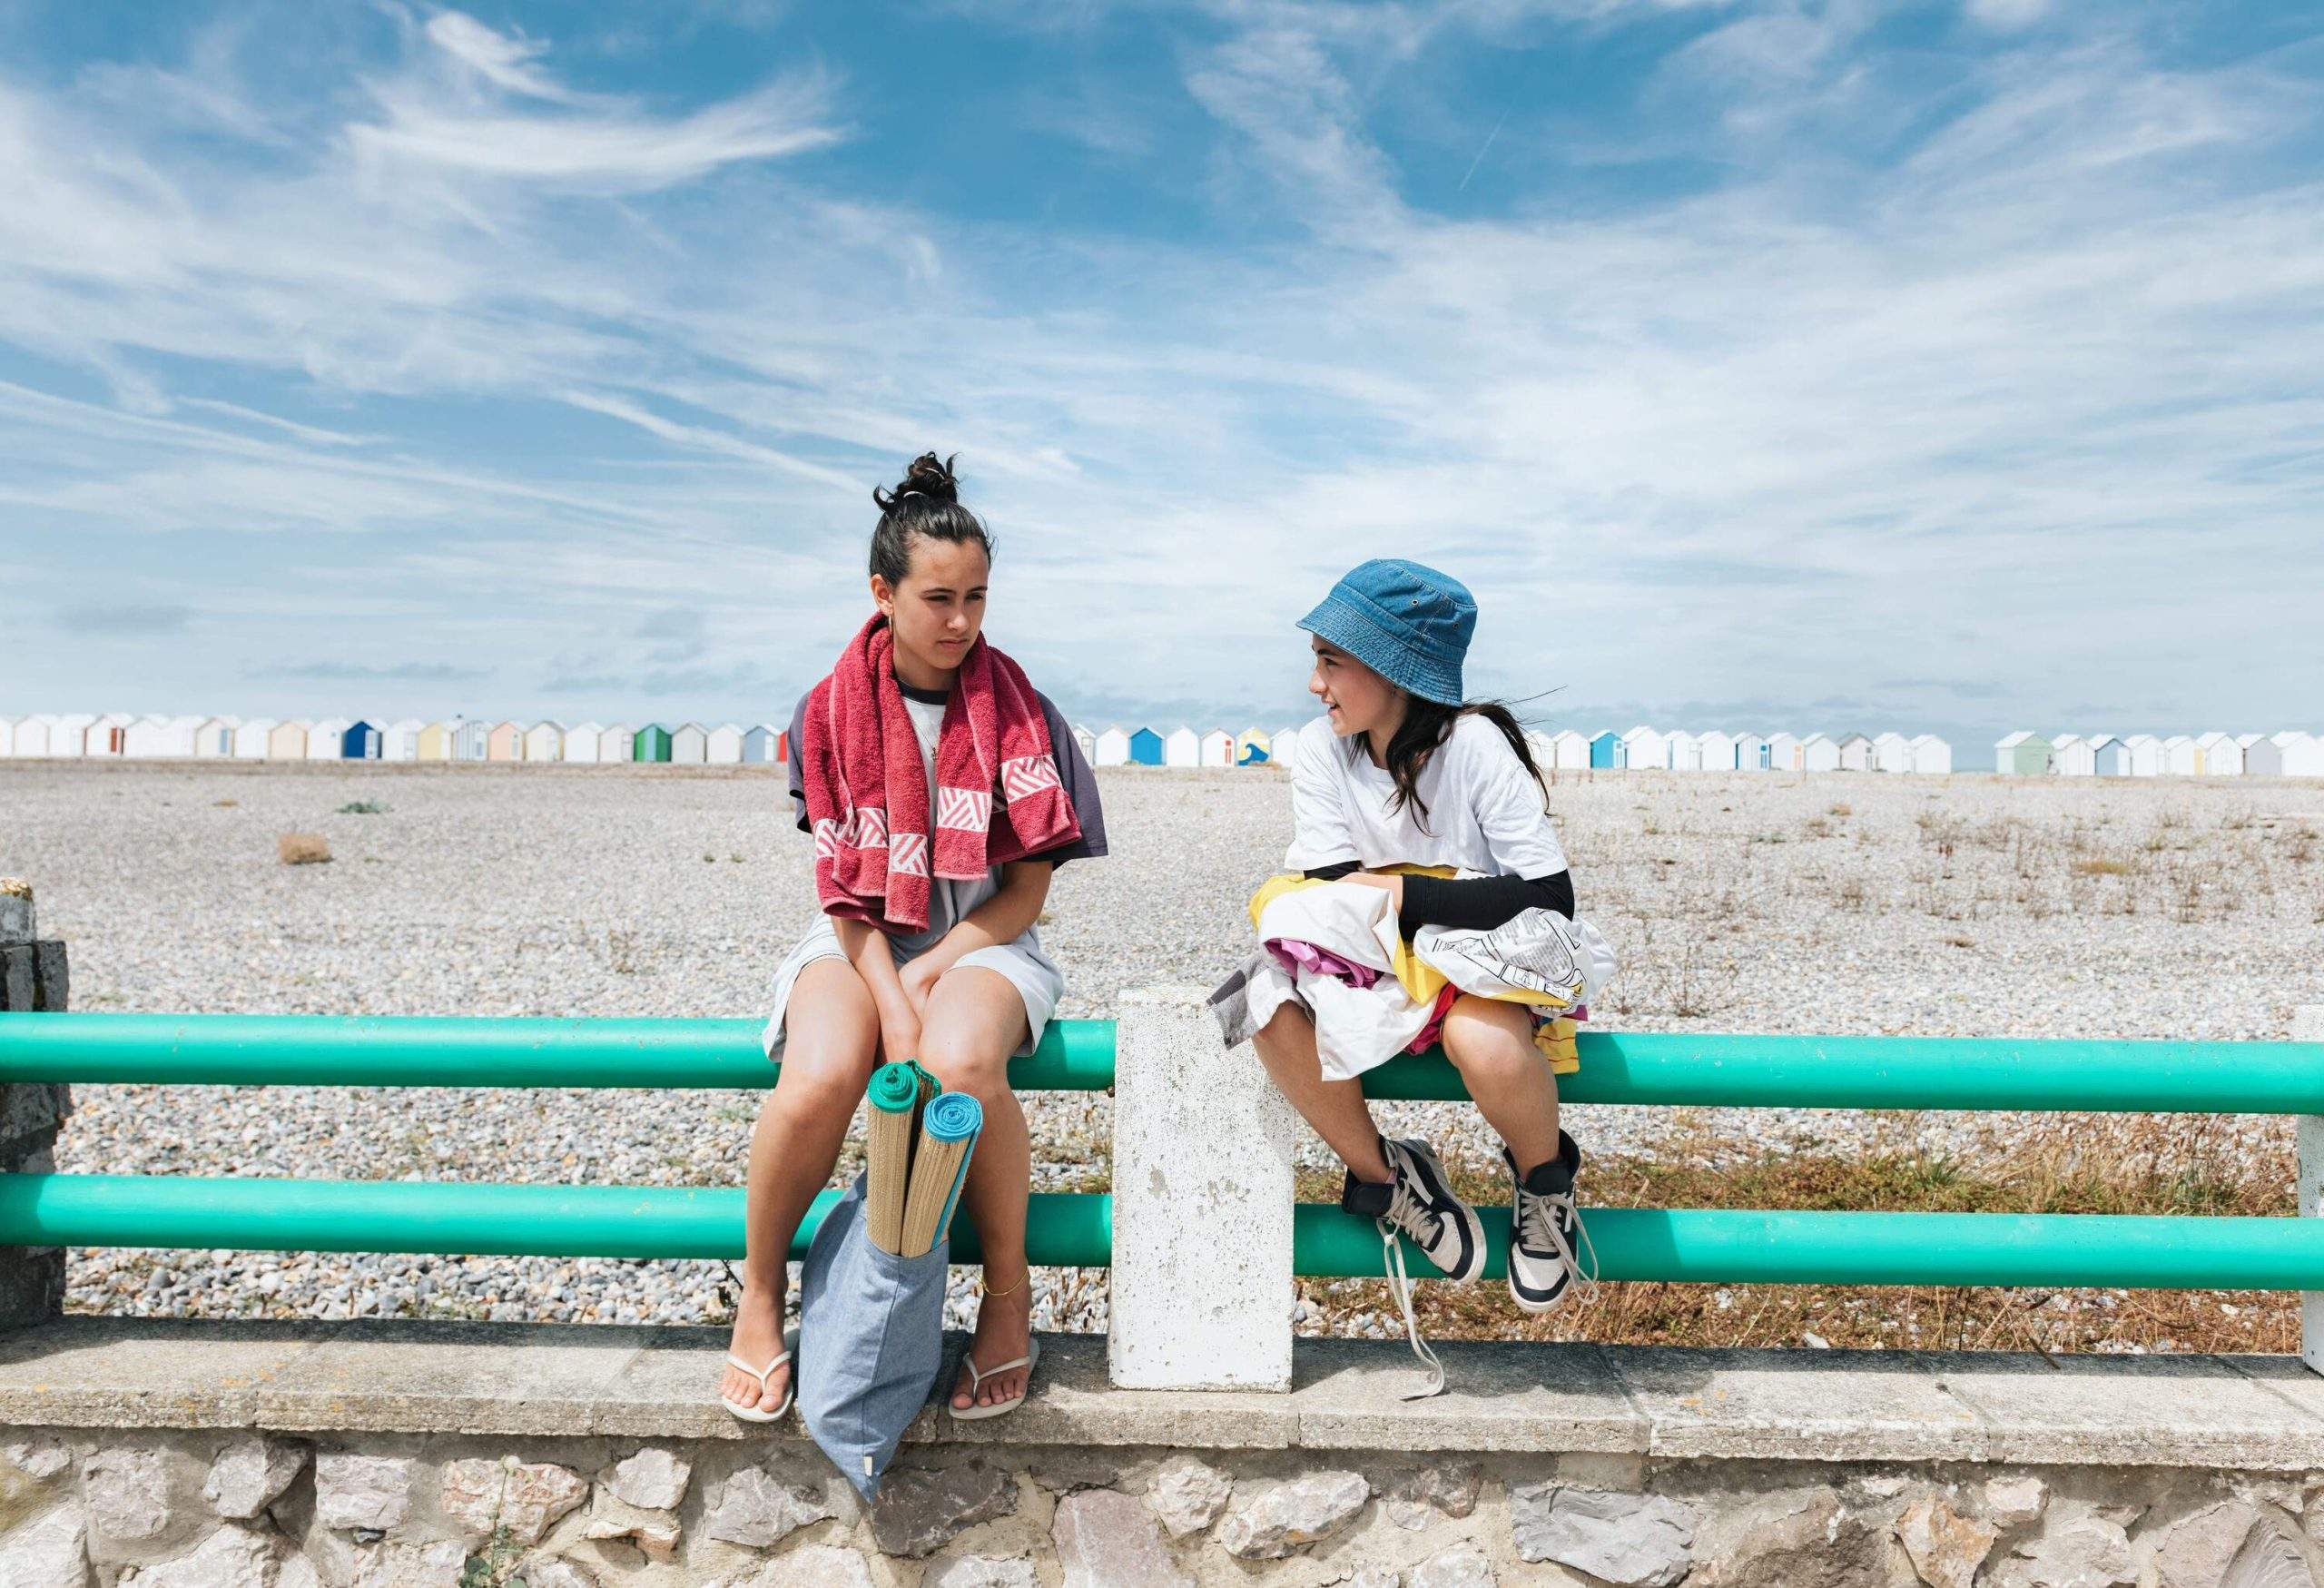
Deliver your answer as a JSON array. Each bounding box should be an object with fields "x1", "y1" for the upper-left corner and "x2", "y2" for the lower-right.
[
  {"x1": 0, "y1": 877, "x2": 71, "y2": 1331},
  {"x1": 4, "y1": 1424, "x2": 2324, "y2": 1587}
]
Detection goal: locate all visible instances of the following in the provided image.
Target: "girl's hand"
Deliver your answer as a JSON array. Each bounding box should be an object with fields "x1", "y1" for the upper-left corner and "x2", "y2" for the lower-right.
[
  {"x1": 1349, "y1": 872, "x2": 1406, "y2": 911},
  {"x1": 898, "y1": 954, "x2": 945, "y2": 1013},
  {"x1": 879, "y1": 1009, "x2": 922, "y2": 1067}
]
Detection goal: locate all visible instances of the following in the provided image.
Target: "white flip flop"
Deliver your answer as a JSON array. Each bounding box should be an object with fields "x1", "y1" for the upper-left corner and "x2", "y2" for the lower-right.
[
  {"x1": 947, "y1": 1336, "x2": 1041, "y2": 1422},
  {"x1": 719, "y1": 1329, "x2": 797, "y2": 1424}
]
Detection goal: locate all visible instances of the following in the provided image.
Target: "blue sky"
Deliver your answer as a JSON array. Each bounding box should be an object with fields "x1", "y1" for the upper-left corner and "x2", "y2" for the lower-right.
[{"x1": 3, "y1": 0, "x2": 2321, "y2": 764}]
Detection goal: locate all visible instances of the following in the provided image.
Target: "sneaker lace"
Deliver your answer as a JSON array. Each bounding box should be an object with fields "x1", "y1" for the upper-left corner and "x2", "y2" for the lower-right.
[
  {"x1": 1516, "y1": 1189, "x2": 1601, "y2": 1306},
  {"x1": 1377, "y1": 1221, "x2": 1446, "y2": 1400}
]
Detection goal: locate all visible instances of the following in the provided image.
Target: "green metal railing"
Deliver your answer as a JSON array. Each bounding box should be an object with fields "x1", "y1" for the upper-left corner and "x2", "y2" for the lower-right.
[{"x1": 1, "y1": 1013, "x2": 2319, "y2": 1291}]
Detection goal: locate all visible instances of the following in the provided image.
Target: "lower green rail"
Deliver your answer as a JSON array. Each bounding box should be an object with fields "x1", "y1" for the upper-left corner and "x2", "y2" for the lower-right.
[{"x1": 6, "y1": 1174, "x2": 2319, "y2": 1290}]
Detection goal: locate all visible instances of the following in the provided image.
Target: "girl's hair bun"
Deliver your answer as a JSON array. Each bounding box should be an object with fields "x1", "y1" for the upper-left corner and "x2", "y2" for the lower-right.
[{"x1": 874, "y1": 451, "x2": 960, "y2": 511}]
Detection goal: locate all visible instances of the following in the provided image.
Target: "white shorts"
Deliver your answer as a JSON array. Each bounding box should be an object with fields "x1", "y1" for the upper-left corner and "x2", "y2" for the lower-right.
[{"x1": 759, "y1": 917, "x2": 1066, "y2": 1062}]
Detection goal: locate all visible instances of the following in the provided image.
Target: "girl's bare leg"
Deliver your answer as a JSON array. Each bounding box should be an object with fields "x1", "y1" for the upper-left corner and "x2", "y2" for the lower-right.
[
  {"x1": 1251, "y1": 1003, "x2": 1393, "y2": 1183},
  {"x1": 718, "y1": 958, "x2": 880, "y2": 1412},
  {"x1": 1437, "y1": 995, "x2": 1561, "y2": 1173},
  {"x1": 915, "y1": 966, "x2": 1034, "y2": 1409}
]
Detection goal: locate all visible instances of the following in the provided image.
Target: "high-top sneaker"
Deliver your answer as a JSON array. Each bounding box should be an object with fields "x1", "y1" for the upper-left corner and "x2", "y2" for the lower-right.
[
  {"x1": 1340, "y1": 1137, "x2": 1488, "y2": 1285},
  {"x1": 1504, "y1": 1131, "x2": 1593, "y2": 1312}
]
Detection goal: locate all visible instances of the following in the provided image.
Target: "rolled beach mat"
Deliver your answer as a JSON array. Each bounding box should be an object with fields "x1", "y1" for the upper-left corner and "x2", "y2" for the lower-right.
[
  {"x1": 864, "y1": 1061, "x2": 921, "y2": 1254},
  {"x1": 899, "y1": 1091, "x2": 983, "y2": 1258}
]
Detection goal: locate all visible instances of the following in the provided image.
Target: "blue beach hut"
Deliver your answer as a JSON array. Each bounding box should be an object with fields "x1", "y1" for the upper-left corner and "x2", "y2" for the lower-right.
[
  {"x1": 1589, "y1": 731, "x2": 1622, "y2": 769},
  {"x1": 341, "y1": 721, "x2": 381, "y2": 760},
  {"x1": 1128, "y1": 728, "x2": 1164, "y2": 766}
]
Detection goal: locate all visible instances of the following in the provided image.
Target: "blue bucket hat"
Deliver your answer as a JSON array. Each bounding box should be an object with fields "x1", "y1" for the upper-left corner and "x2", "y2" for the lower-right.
[{"x1": 1298, "y1": 559, "x2": 1475, "y2": 706}]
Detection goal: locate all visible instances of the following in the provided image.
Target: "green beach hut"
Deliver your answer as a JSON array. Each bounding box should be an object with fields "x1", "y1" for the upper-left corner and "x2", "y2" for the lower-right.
[{"x1": 634, "y1": 724, "x2": 674, "y2": 764}]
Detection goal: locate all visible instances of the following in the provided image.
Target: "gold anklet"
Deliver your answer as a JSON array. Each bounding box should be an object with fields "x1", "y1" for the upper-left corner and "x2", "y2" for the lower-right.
[{"x1": 978, "y1": 1268, "x2": 1029, "y2": 1299}]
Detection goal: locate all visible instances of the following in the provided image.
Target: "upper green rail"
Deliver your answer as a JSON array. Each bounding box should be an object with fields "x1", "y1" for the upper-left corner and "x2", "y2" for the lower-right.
[{"x1": 5, "y1": 1014, "x2": 2321, "y2": 1114}]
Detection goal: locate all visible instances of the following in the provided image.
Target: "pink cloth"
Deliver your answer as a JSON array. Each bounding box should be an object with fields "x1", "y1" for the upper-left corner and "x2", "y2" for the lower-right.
[
  {"x1": 1405, "y1": 985, "x2": 1461, "y2": 1053},
  {"x1": 1266, "y1": 939, "x2": 1381, "y2": 988}
]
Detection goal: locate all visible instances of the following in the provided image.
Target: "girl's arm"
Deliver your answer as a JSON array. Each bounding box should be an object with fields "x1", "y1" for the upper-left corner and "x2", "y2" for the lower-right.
[
  {"x1": 833, "y1": 916, "x2": 921, "y2": 1060},
  {"x1": 1320, "y1": 864, "x2": 1577, "y2": 935},
  {"x1": 899, "y1": 860, "x2": 1053, "y2": 1003}
]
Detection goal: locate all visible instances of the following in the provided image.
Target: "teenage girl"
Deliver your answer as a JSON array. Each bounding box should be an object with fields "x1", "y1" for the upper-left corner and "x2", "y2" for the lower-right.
[
  {"x1": 718, "y1": 454, "x2": 1107, "y2": 1423},
  {"x1": 1250, "y1": 558, "x2": 1585, "y2": 1311}
]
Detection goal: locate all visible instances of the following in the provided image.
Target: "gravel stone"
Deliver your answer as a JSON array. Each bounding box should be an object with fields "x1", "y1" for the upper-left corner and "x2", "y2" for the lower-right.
[
  {"x1": 312, "y1": 1454, "x2": 413, "y2": 1533},
  {"x1": 606, "y1": 1447, "x2": 691, "y2": 1511},
  {"x1": 869, "y1": 1462, "x2": 1016, "y2": 1559},
  {"x1": 1511, "y1": 1483, "x2": 1696, "y2": 1587},
  {"x1": 80, "y1": 1447, "x2": 176, "y2": 1543},
  {"x1": 704, "y1": 1464, "x2": 831, "y2": 1549},
  {"x1": 1053, "y1": 1488, "x2": 1192, "y2": 1588},
  {"x1": 1410, "y1": 1545, "x2": 1496, "y2": 1588},
  {"x1": 924, "y1": 1557, "x2": 1039, "y2": 1588},
  {"x1": 203, "y1": 1437, "x2": 309, "y2": 1520},
  {"x1": 0, "y1": 1504, "x2": 92, "y2": 1588},
  {"x1": 1146, "y1": 1455, "x2": 1231, "y2": 1537},
  {"x1": 116, "y1": 1524, "x2": 278, "y2": 1587}
]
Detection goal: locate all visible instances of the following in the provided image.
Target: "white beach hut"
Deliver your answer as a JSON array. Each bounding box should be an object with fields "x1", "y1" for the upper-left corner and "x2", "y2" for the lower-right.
[
  {"x1": 1764, "y1": 733, "x2": 1803, "y2": 772},
  {"x1": 2280, "y1": 732, "x2": 2324, "y2": 778},
  {"x1": 454, "y1": 720, "x2": 490, "y2": 762},
  {"x1": 669, "y1": 723, "x2": 708, "y2": 764},
  {"x1": 563, "y1": 723, "x2": 604, "y2": 764},
  {"x1": 1872, "y1": 732, "x2": 1912, "y2": 774},
  {"x1": 2236, "y1": 733, "x2": 2280, "y2": 777},
  {"x1": 1198, "y1": 729, "x2": 1235, "y2": 768},
  {"x1": 1908, "y1": 735, "x2": 1954, "y2": 775},
  {"x1": 231, "y1": 718, "x2": 275, "y2": 759},
  {"x1": 2123, "y1": 735, "x2": 2163, "y2": 777},
  {"x1": 1837, "y1": 733, "x2": 1874, "y2": 772},
  {"x1": 1802, "y1": 734, "x2": 1842, "y2": 772},
  {"x1": 600, "y1": 724, "x2": 635, "y2": 764},
  {"x1": 9, "y1": 715, "x2": 51, "y2": 757},
  {"x1": 307, "y1": 718, "x2": 352, "y2": 761},
  {"x1": 383, "y1": 720, "x2": 425, "y2": 762},
  {"x1": 1550, "y1": 729, "x2": 1590, "y2": 771},
  {"x1": 195, "y1": 716, "x2": 240, "y2": 757},
  {"x1": 123, "y1": 715, "x2": 172, "y2": 758},
  {"x1": 2088, "y1": 735, "x2": 2130, "y2": 776},
  {"x1": 86, "y1": 713, "x2": 134, "y2": 757},
  {"x1": 1665, "y1": 730, "x2": 1699, "y2": 772},
  {"x1": 2051, "y1": 734, "x2": 2090, "y2": 775},
  {"x1": 706, "y1": 724, "x2": 744, "y2": 764},
  {"x1": 2196, "y1": 732, "x2": 2242, "y2": 776},
  {"x1": 1094, "y1": 726, "x2": 1130, "y2": 768},
  {"x1": 1620, "y1": 726, "x2": 1668, "y2": 771},
  {"x1": 527, "y1": 721, "x2": 568, "y2": 763},
  {"x1": 269, "y1": 721, "x2": 310, "y2": 760},
  {"x1": 1695, "y1": 731, "x2": 1739, "y2": 773},
  {"x1": 1165, "y1": 728, "x2": 1200, "y2": 768},
  {"x1": 1072, "y1": 725, "x2": 1098, "y2": 766},
  {"x1": 2162, "y1": 735, "x2": 2198, "y2": 775},
  {"x1": 48, "y1": 713, "x2": 97, "y2": 758}
]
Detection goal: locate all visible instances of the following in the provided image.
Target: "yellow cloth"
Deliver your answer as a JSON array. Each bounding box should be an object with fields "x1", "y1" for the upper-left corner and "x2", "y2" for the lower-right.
[{"x1": 1246, "y1": 868, "x2": 1581, "y2": 1074}]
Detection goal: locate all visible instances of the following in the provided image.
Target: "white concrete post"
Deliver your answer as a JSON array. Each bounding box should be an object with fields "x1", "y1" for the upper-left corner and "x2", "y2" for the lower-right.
[
  {"x1": 2298, "y1": 1006, "x2": 2324, "y2": 1377},
  {"x1": 1109, "y1": 984, "x2": 1298, "y2": 1390}
]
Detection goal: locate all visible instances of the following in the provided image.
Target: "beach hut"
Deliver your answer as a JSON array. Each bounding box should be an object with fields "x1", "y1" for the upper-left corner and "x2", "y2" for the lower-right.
[
  {"x1": 2162, "y1": 735, "x2": 2197, "y2": 775},
  {"x1": 342, "y1": 721, "x2": 382, "y2": 760},
  {"x1": 1620, "y1": 726, "x2": 1667, "y2": 771},
  {"x1": 47, "y1": 713, "x2": 96, "y2": 758},
  {"x1": 1696, "y1": 731, "x2": 1739, "y2": 773},
  {"x1": 1766, "y1": 732, "x2": 1803, "y2": 772},
  {"x1": 743, "y1": 725, "x2": 781, "y2": 765},
  {"x1": 485, "y1": 722, "x2": 522, "y2": 762},
  {"x1": 566, "y1": 723, "x2": 606, "y2": 764},
  {"x1": 301, "y1": 718, "x2": 349, "y2": 761},
  {"x1": 1799, "y1": 734, "x2": 1840, "y2": 772},
  {"x1": 1909, "y1": 735, "x2": 1954, "y2": 775},
  {"x1": 1588, "y1": 731, "x2": 1622, "y2": 770},
  {"x1": 707, "y1": 724, "x2": 744, "y2": 764},
  {"x1": 1994, "y1": 732, "x2": 2051, "y2": 775},
  {"x1": 1837, "y1": 734, "x2": 1874, "y2": 773},
  {"x1": 1732, "y1": 733, "x2": 1769, "y2": 772},
  {"x1": 2088, "y1": 735, "x2": 2130, "y2": 776},
  {"x1": 417, "y1": 720, "x2": 457, "y2": 761},
  {"x1": 381, "y1": 720, "x2": 424, "y2": 762},
  {"x1": 1164, "y1": 727, "x2": 1199, "y2": 768},
  {"x1": 1236, "y1": 727, "x2": 1273, "y2": 766},
  {"x1": 601, "y1": 724, "x2": 635, "y2": 764},
  {"x1": 8, "y1": 715, "x2": 49, "y2": 757},
  {"x1": 162, "y1": 715, "x2": 206, "y2": 757},
  {"x1": 2122, "y1": 735, "x2": 2163, "y2": 777},
  {"x1": 1128, "y1": 728, "x2": 1164, "y2": 766},
  {"x1": 1872, "y1": 732, "x2": 1912, "y2": 774},
  {"x1": 527, "y1": 722, "x2": 566, "y2": 763},
  {"x1": 2051, "y1": 735, "x2": 2091, "y2": 775},
  {"x1": 123, "y1": 715, "x2": 172, "y2": 758},
  {"x1": 1092, "y1": 726, "x2": 1130, "y2": 767},
  {"x1": 670, "y1": 723, "x2": 707, "y2": 764},
  {"x1": 2236, "y1": 734, "x2": 2280, "y2": 777},
  {"x1": 2280, "y1": 732, "x2": 2324, "y2": 777},
  {"x1": 1073, "y1": 726, "x2": 1099, "y2": 766},
  {"x1": 86, "y1": 713, "x2": 133, "y2": 757},
  {"x1": 1550, "y1": 730, "x2": 1590, "y2": 771},
  {"x1": 2196, "y1": 732, "x2": 2242, "y2": 776},
  {"x1": 231, "y1": 718, "x2": 274, "y2": 759},
  {"x1": 1273, "y1": 726, "x2": 1307, "y2": 762},
  {"x1": 452, "y1": 720, "x2": 488, "y2": 762},
  {"x1": 634, "y1": 725, "x2": 673, "y2": 764},
  {"x1": 195, "y1": 716, "x2": 240, "y2": 757},
  {"x1": 268, "y1": 720, "x2": 310, "y2": 760},
  {"x1": 1666, "y1": 731, "x2": 1699, "y2": 772},
  {"x1": 1199, "y1": 729, "x2": 1235, "y2": 768}
]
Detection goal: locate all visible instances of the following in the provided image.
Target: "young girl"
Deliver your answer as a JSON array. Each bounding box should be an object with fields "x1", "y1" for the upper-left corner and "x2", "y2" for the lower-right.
[
  {"x1": 719, "y1": 453, "x2": 1106, "y2": 1424},
  {"x1": 1247, "y1": 558, "x2": 1586, "y2": 1314}
]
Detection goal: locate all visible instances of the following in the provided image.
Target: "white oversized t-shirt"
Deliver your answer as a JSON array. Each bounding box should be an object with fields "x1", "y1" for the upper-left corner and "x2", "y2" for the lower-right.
[{"x1": 1282, "y1": 714, "x2": 1569, "y2": 879}]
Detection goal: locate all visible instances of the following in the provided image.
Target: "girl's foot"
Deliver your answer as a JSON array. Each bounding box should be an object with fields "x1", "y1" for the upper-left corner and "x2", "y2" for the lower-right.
[
  {"x1": 718, "y1": 1281, "x2": 790, "y2": 1413},
  {"x1": 951, "y1": 1270, "x2": 1034, "y2": 1412}
]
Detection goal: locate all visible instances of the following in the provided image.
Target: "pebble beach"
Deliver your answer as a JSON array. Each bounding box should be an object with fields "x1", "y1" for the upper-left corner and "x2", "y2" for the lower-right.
[{"x1": 2, "y1": 757, "x2": 2318, "y2": 1339}]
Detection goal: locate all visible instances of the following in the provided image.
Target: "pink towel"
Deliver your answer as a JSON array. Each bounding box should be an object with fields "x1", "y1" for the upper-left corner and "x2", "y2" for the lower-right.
[{"x1": 798, "y1": 615, "x2": 1081, "y2": 934}]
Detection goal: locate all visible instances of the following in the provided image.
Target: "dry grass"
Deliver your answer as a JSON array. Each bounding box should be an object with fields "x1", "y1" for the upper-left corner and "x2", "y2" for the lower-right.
[
  {"x1": 275, "y1": 833, "x2": 330, "y2": 865},
  {"x1": 1299, "y1": 1114, "x2": 2299, "y2": 1356},
  {"x1": 2072, "y1": 855, "x2": 2137, "y2": 877}
]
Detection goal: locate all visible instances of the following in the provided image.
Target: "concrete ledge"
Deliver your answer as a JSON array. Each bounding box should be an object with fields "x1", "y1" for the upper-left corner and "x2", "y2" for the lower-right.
[{"x1": 1, "y1": 1317, "x2": 2320, "y2": 1470}]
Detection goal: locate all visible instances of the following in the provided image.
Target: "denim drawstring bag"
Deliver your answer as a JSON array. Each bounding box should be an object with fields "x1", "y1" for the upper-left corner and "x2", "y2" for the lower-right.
[{"x1": 795, "y1": 1171, "x2": 949, "y2": 1500}]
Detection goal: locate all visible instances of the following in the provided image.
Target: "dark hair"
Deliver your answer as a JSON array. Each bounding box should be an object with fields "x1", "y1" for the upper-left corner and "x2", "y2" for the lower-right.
[
  {"x1": 1358, "y1": 699, "x2": 1548, "y2": 832},
  {"x1": 869, "y1": 452, "x2": 994, "y2": 586}
]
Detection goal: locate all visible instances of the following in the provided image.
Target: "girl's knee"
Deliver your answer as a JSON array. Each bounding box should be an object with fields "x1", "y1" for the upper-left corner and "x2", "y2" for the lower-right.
[
  {"x1": 1440, "y1": 998, "x2": 1536, "y2": 1070},
  {"x1": 772, "y1": 1043, "x2": 877, "y2": 1116},
  {"x1": 919, "y1": 1032, "x2": 1010, "y2": 1094}
]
